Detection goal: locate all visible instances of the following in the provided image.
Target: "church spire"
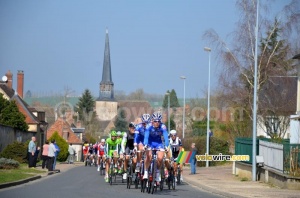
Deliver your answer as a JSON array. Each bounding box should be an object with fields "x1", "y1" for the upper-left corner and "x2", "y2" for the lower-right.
[{"x1": 97, "y1": 28, "x2": 115, "y2": 101}]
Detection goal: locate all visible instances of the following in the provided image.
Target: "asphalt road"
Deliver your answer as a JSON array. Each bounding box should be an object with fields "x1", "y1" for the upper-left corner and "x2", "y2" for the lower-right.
[{"x1": 0, "y1": 166, "x2": 223, "y2": 198}]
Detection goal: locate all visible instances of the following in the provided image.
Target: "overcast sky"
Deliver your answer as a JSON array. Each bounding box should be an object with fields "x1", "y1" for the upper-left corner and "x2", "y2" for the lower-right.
[{"x1": 0, "y1": 0, "x2": 288, "y2": 99}]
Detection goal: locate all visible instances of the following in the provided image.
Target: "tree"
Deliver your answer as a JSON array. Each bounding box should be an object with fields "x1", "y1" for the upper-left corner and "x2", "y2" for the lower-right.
[
  {"x1": 203, "y1": 0, "x2": 300, "y2": 139},
  {"x1": 127, "y1": 88, "x2": 146, "y2": 100},
  {"x1": 162, "y1": 89, "x2": 180, "y2": 108},
  {"x1": 0, "y1": 94, "x2": 28, "y2": 131},
  {"x1": 75, "y1": 89, "x2": 100, "y2": 139},
  {"x1": 75, "y1": 89, "x2": 95, "y2": 125},
  {"x1": 114, "y1": 108, "x2": 128, "y2": 132},
  {"x1": 48, "y1": 131, "x2": 69, "y2": 162}
]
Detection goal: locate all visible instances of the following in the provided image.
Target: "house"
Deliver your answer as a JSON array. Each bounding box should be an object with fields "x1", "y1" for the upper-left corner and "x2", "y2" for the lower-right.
[
  {"x1": 47, "y1": 117, "x2": 84, "y2": 161},
  {"x1": 0, "y1": 70, "x2": 47, "y2": 148}
]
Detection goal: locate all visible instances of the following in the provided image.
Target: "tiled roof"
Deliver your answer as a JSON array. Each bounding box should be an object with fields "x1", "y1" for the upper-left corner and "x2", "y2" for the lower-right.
[
  {"x1": 10, "y1": 94, "x2": 39, "y2": 124},
  {"x1": 47, "y1": 117, "x2": 83, "y2": 144},
  {"x1": 0, "y1": 83, "x2": 15, "y2": 98}
]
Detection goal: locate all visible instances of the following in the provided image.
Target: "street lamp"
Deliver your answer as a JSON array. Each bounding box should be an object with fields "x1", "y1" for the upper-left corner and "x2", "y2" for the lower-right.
[
  {"x1": 204, "y1": 47, "x2": 211, "y2": 168},
  {"x1": 166, "y1": 92, "x2": 170, "y2": 131},
  {"x1": 180, "y1": 76, "x2": 186, "y2": 139}
]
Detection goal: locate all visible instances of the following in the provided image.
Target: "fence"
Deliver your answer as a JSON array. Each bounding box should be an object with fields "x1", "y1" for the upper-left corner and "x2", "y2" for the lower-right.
[
  {"x1": 235, "y1": 137, "x2": 260, "y2": 164},
  {"x1": 235, "y1": 137, "x2": 300, "y2": 175},
  {"x1": 259, "y1": 140, "x2": 283, "y2": 172}
]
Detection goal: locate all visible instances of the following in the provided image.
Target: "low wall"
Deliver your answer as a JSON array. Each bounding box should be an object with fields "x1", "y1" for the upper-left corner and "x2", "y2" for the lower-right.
[{"x1": 233, "y1": 161, "x2": 300, "y2": 190}]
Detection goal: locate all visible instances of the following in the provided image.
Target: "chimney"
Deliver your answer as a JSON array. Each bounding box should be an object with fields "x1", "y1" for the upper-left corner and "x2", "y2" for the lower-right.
[
  {"x1": 17, "y1": 70, "x2": 24, "y2": 98},
  {"x1": 6, "y1": 70, "x2": 13, "y2": 89}
]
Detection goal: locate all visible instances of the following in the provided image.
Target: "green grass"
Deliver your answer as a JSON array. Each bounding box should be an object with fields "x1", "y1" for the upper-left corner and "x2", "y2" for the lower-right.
[{"x1": 0, "y1": 164, "x2": 47, "y2": 184}]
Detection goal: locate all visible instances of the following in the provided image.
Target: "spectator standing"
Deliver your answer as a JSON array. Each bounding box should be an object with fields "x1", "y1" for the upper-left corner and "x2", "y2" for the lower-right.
[
  {"x1": 33, "y1": 146, "x2": 40, "y2": 167},
  {"x1": 190, "y1": 143, "x2": 197, "y2": 174},
  {"x1": 68, "y1": 143, "x2": 76, "y2": 164},
  {"x1": 28, "y1": 136, "x2": 36, "y2": 168},
  {"x1": 42, "y1": 141, "x2": 49, "y2": 169},
  {"x1": 53, "y1": 141, "x2": 60, "y2": 170},
  {"x1": 47, "y1": 139, "x2": 57, "y2": 171}
]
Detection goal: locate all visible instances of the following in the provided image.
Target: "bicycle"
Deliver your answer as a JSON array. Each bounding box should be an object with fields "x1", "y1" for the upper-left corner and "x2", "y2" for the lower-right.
[
  {"x1": 126, "y1": 150, "x2": 135, "y2": 189},
  {"x1": 176, "y1": 163, "x2": 182, "y2": 185},
  {"x1": 166, "y1": 159, "x2": 176, "y2": 190},
  {"x1": 108, "y1": 156, "x2": 117, "y2": 185},
  {"x1": 147, "y1": 148, "x2": 159, "y2": 194},
  {"x1": 99, "y1": 156, "x2": 106, "y2": 176},
  {"x1": 139, "y1": 151, "x2": 147, "y2": 193}
]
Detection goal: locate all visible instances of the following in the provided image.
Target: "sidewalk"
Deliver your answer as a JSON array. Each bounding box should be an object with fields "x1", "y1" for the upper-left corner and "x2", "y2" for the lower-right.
[{"x1": 182, "y1": 164, "x2": 300, "y2": 198}]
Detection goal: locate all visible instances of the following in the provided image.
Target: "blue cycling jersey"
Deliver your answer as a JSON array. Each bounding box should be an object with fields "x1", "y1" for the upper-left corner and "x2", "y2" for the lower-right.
[
  {"x1": 144, "y1": 122, "x2": 169, "y2": 147},
  {"x1": 134, "y1": 122, "x2": 148, "y2": 144}
]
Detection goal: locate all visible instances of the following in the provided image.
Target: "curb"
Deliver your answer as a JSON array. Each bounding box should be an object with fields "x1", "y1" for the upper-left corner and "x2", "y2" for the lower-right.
[
  {"x1": 183, "y1": 177, "x2": 245, "y2": 198},
  {"x1": 0, "y1": 175, "x2": 42, "y2": 189},
  {"x1": 0, "y1": 169, "x2": 60, "y2": 189}
]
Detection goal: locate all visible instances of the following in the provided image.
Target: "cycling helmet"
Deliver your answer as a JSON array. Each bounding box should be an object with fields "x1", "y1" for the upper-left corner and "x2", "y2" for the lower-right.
[
  {"x1": 129, "y1": 122, "x2": 136, "y2": 128},
  {"x1": 111, "y1": 130, "x2": 117, "y2": 137},
  {"x1": 101, "y1": 139, "x2": 105, "y2": 143},
  {"x1": 141, "y1": 114, "x2": 151, "y2": 123},
  {"x1": 152, "y1": 112, "x2": 162, "y2": 122},
  {"x1": 170, "y1": 130, "x2": 177, "y2": 136},
  {"x1": 116, "y1": 131, "x2": 122, "y2": 136}
]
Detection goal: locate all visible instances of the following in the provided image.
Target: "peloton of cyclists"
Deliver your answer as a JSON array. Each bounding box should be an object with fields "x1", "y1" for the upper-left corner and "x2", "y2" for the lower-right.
[{"x1": 143, "y1": 112, "x2": 169, "y2": 184}]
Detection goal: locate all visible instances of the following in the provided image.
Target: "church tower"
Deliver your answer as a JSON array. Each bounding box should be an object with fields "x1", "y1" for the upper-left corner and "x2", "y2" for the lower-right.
[{"x1": 96, "y1": 29, "x2": 118, "y2": 121}]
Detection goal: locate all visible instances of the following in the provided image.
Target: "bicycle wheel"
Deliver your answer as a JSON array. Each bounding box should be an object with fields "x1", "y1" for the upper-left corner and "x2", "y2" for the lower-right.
[
  {"x1": 127, "y1": 165, "x2": 131, "y2": 189},
  {"x1": 109, "y1": 163, "x2": 113, "y2": 185},
  {"x1": 151, "y1": 159, "x2": 156, "y2": 194},
  {"x1": 134, "y1": 173, "x2": 139, "y2": 189},
  {"x1": 177, "y1": 168, "x2": 181, "y2": 185},
  {"x1": 140, "y1": 179, "x2": 144, "y2": 192},
  {"x1": 172, "y1": 175, "x2": 176, "y2": 190},
  {"x1": 160, "y1": 165, "x2": 164, "y2": 191}
]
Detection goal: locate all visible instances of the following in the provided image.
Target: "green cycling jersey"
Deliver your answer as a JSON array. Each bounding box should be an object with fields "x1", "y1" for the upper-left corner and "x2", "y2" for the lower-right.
[{"x1": 105, "y1": 138, "x2": 122, "y2": 157}]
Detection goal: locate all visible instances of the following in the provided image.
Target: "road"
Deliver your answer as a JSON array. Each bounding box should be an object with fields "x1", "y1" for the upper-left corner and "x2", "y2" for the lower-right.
[{"x1": 0, "y1": 165, "x2": 223, "y2": 198}]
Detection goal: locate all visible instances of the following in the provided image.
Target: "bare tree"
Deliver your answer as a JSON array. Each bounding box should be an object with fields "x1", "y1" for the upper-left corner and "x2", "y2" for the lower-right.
[{"x1": 203, "y1": 0, "x2": 300, "y2": 138}]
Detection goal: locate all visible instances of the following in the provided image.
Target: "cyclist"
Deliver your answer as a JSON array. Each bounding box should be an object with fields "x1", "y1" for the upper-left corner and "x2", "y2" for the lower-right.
[
  {"x1": 143, "y1": 112, "x2": 169, "y2": 184},
  {"x1": 88, "y1": 143, "x2": 95, "y2": 165},
  {"x1": 97, "y1": 139, "x2": 106, "y2": 171},
  {"x1": 121, "y1": 122, "x2": 137, "y2": 180},
  {"x1": 116, "y1": 131, "x2": 125, "y2": 174},
  {"x1": 104, "y1": 131, "x2": 122, "y2": 182},
  {"x1": 169, "y1": 130, "x2": 183, "y2": 182},
  {"x1": 82, "y1": 142, "x2": 89, "y2": 166},
  {"x1": 134, "y1": 113, "x2": 151, "y2": 172}
]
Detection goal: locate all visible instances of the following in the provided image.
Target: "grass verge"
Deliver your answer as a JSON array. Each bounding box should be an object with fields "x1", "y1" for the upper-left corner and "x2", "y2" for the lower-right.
[{"x1": 0, "y1": 164, "x2": 47, "y2": 184}]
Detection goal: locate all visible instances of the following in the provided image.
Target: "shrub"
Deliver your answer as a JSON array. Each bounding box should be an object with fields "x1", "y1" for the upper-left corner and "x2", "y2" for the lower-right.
[
  {"x1": 0, "y1": 141, "x2": 28, "y2": 163},
  {"x1": 48, "y1": 131, "x2": 69, "y2": 162},
  {"x1": 0, "y1": 157, "x2": 20, "y2": 169},
  {"x1": 182, "y1": 136, "x2": 230, "y2": 167}
]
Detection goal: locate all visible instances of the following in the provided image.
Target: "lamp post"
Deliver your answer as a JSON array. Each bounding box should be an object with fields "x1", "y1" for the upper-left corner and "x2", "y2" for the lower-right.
[
  {"x1": 252, "y1": 0, "x2": 259, "y2": 181},
  {"x1": 204, "y1": 47, "x2": 211, "y2": 168},
  {"x1": 180, "y1": 76, "x2": 186, "y2": 139},
  {"x1": 166, "y1": 92, "x2": 170, "y2": 131}
]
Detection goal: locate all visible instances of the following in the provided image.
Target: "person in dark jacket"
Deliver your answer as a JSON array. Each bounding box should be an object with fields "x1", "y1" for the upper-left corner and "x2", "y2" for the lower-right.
[{"x1": 190, "y1": 143, "x2": 197, "y2": 174}]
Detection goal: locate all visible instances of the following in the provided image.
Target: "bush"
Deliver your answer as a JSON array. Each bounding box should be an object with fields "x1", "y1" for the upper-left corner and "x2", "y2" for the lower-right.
[
  {"x1": 0, "y1": 157, "x2": 20, "y2": 169},
  {"x1": 0, "y1": 141, "x2": 28, "y2": 163},
  {"x1": 48, "y1": 131, "x2": 69, "y2": 162},
  {"x1": 182, "y1": 136, "x2": 230, "y2": 167}
]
